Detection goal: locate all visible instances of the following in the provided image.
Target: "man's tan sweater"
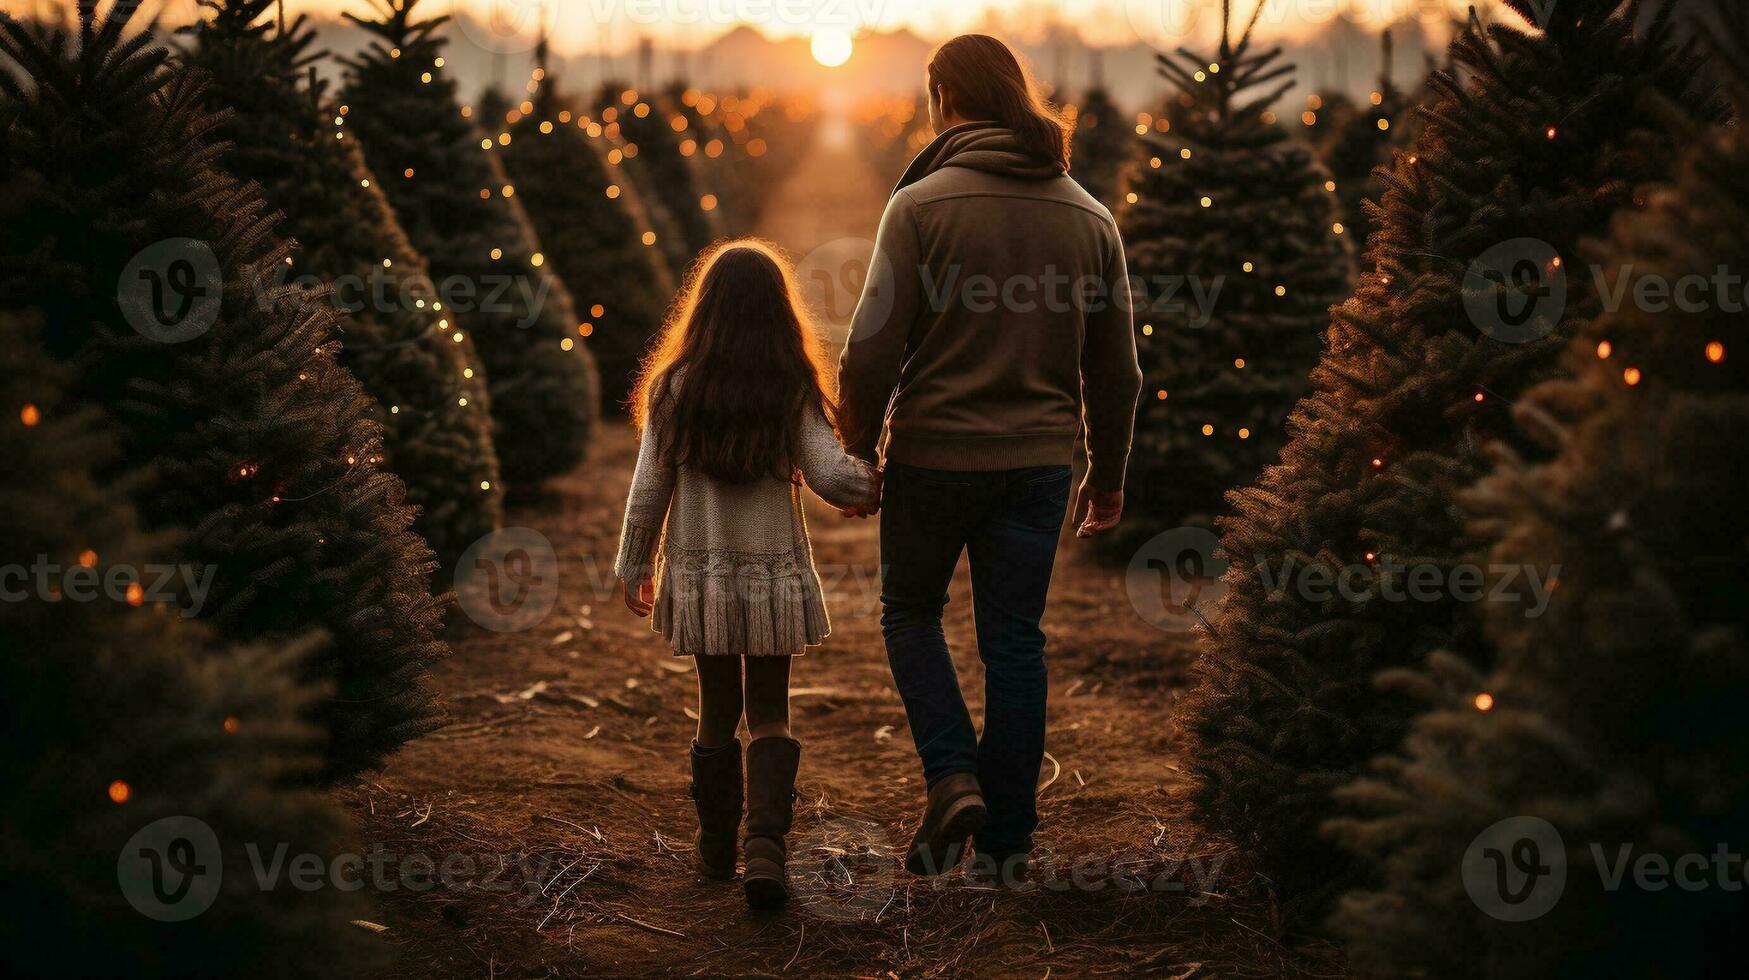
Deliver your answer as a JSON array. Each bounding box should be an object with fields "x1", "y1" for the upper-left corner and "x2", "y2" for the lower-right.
[{"x1": 837, "y1": 123, "x2": 1143, "y2": 491}]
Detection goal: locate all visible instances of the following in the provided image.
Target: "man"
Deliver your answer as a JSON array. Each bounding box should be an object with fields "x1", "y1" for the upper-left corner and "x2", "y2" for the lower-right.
[{"x1": 838, "y1": 34, "x2": 1143, "y2": 885}]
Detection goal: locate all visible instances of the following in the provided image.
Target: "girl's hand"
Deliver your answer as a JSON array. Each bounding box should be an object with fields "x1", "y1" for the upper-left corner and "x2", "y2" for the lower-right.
[{"x1": 622, "y1": 577, "x2": 655, "y2": 617}]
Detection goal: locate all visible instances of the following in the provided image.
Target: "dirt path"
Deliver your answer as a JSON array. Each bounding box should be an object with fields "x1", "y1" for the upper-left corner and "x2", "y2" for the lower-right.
[{"x1": 339, "y1": 127, "x2": 1339, "y2": 978}]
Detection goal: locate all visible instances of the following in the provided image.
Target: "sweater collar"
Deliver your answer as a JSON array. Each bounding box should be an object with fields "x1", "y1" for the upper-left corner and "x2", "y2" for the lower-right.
[{"x1": 892, "y1": 121, "x2": 1062, "y2": 196}]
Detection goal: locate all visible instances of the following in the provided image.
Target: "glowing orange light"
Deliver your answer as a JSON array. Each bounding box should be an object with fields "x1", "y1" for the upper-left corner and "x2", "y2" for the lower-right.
[
  {"x1": 108, "y1": 780, "x2": 131, "y2": 804},
  {"x1": 20, "y1": 403, "x2": 40, "y2": 426},
  {"x1": 590, "y1": 304, "x2": 606, "y2": 318},
  {"x1": 1706, "y1": 341, "x2": 1726, "y2": 363},
  {"x1": 1596, "y1": 340, "x2": 1612, "y2": 359},
  {"x1": 1623, "y1": 367, "x2": 1642, "y2": 386},
  {"x1": 1474, "y1": 693, "x2": 1495, "y2": 712},
  {"x1": 1372, "y1": 458, "x2": 1384, "y2": 468},
  {"x1": 126, "y1": 583, "x2": 145, "y2": 606},
  {"x1": 223, "y1": 716, "x2": 240, "y2": 735},
  {"x1": 78, "y1": 549, "x2": 98, "y2": 568}
]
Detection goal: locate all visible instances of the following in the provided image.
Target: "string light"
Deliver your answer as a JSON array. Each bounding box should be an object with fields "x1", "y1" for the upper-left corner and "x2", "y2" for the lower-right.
[
  {"x1": 20, "y1": 403, "x2": 40, "y2": 426},
  {"x1": 1596, "y1": 340, "x2": 1612, "y2": 359},
  {"x1": 108, "y1": 780, "x2": 131, "y2": 804},
  {"x1": 1474, "y1": 693, "x2": 1495, "y2": 711},
  {"x1": 1238, "y1": 428, "x2": 1250, "y2": 439},
  {"x1": 1706, "y1": 341, "x2": 1726, "y2": 363},
  {"x1": 1623, "y1": 367, "x2": 1642, "y2": 386},
  {"x1": 223, "y1": 716, "x2": 241, "y2": 735}
]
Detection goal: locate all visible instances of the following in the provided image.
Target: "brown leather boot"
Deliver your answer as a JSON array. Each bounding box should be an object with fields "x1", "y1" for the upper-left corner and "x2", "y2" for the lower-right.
[
  {"x1": 689, "y1": 739, "x2": 742, "y2": 879},
  {"x1": 742, "y1": 736, "x2": 801, "y2": 908},
  {"x1": 905, "y1": 772, "x2": 986, "y2": 875}
]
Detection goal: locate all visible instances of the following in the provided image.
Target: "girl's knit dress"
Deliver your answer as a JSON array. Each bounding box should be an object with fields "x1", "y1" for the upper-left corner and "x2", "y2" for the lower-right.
[{"x1": 614, "y1": 394, "x2": 879, "y2": 657}]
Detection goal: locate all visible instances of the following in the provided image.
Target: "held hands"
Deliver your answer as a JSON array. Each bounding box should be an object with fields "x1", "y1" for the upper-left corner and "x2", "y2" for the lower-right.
[
  {"x1": 836, "y1": 464, "x2": 884, "y2": 519},
  {"x1": 621, "y1": 576, "x2": 654, "y2": 617},
  {"x1": 1073, "y1": 476, "x2": 1123, "y2": 538}
]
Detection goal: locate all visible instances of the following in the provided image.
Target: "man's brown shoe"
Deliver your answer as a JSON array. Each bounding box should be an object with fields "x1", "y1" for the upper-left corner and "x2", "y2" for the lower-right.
[{"x1": 905, "y1": 772, "x2": 986, "y2": 876}]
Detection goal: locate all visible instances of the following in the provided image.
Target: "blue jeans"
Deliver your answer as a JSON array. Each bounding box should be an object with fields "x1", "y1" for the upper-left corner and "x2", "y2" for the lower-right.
[{"x1": 879, "y1": 462, "x2": 1071, "y2": 855}]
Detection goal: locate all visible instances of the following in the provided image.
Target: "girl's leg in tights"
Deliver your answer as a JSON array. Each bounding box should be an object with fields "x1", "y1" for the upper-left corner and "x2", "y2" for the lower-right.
[
  {"x1": 742, "y1": 655, "x2": 792, "y2": 741},
  {"x1": 693, "y1": 655, "x2": 744, "y2": 747}
]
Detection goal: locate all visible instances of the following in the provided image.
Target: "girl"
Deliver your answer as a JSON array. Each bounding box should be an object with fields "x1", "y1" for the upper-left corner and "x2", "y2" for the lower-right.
[{"x1": 615, "y1": 241, "x2": 881, "y2": 909}]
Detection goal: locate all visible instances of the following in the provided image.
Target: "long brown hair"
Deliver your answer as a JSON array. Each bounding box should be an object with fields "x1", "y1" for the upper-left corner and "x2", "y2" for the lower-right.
[
  {"x1": 928, "y1": 34, "x2": 1071, "y2": 173},
  {"x1": 629, "y1": 240, "x2": 837, "y2": 484}
]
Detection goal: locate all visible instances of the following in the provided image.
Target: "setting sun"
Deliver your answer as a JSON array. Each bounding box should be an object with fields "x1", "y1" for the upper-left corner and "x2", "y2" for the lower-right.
[{"x1": 810, "y1": 29, "x2": 853, "y2": 68}]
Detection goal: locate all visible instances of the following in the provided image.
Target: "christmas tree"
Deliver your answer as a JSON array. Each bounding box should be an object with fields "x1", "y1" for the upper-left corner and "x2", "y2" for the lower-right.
[
  {"x1": 1174, "y1": 0, "x2": 1718, "y2": 920},
  {"x1": 339, "y1": 0, "x2": 598, "y2": 487},
  {"x1": 1329, "y1": 6, "x2": 1749, "y2": 973},
  {"x1": 0, "y1": 304, "x2": 374, "y2": 976},
  {"x1": 500, "y1": 46, "x2": 676, "y2": 408},
  {"x1": 1313, "y1": 31, "x2": 1415, "y2": 256},
  {"x1": 596, "y1": 81, "x2": 726, "y2": 273},
  {"x1": 180, "y1": 0, "x2": 501, "y2": 568},
  {"x1": 863, "y1": 94, "x2": 932, "y2": 184},
  {"x1": 1113, "y1": 0, "x2": 1351, "y2": 546},
  {"x1": 0, "y1": 0, "x2": 447, "y2": 778},
  {"x1": 1069, "y1": 85, "x2": 1130, "y2": 210}
]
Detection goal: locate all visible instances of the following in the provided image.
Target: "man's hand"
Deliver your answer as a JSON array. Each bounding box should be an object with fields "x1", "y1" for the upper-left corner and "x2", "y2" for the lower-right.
[
  {"x1": 1074, "y1": 478, "x2": 1123, "y2": 538},
  {"x1": 622, "y1": 577, "x2": 654, "y2": 617},
  {"x1": 837, "y1": 465, "x2": 884, "y2": 518}
]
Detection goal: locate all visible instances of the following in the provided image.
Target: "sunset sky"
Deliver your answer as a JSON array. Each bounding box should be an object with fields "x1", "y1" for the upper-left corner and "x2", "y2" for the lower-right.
[{"x1": 132, "y1": 0, "x2": 1496, "y2": 51}]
